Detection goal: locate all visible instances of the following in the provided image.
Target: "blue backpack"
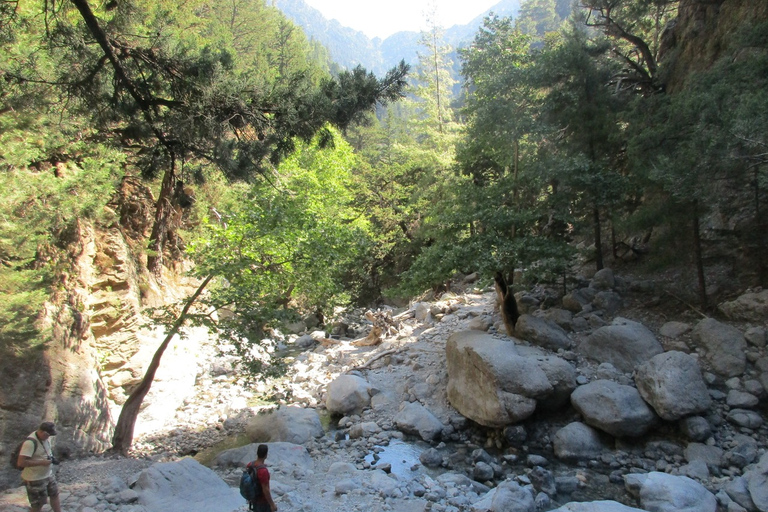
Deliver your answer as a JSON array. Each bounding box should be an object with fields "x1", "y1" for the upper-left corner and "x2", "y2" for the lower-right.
[{"x1": 239, "y1": 463, "x2": 265, "y2": 504}]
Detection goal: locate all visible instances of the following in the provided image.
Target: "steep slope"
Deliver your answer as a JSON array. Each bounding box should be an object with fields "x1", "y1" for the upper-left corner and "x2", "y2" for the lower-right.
[{"x1": 273, "y1": 0, "x2": 522, "y2": 75}]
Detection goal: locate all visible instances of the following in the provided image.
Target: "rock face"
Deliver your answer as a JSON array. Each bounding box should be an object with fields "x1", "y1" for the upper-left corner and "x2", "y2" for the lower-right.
[
  {"x1": 578, "y1": 318, "x2": 664, "y2": 373},
  {"x1": 326, "y1": 374, "x2": 373, "y2": 415},
  {"x1": 743, "y1": 451, "x2": 768, "y2": 512},
  {"x1": 692, "y1": 318, "x2": 747, "y2": 377},
  {"x1": 245, "y1": 406, "x2": 324, "y2": 444},
  {"x1": 133, "y1": 457, "x2": 243, "y2": 512},
  {"x1": 514, "y1": 314, "x2": 573, "y2": 351},
  {"x1": 446, "y1": 331, "x2": 575, "y2": 427},
  {"x1": 570, "y1": 380, "x2": 657, "y2": 437},
  {"x1": 634, "y1": 351, "x2": 712, "y2": 421},
  {"x1": 624, "y1": 471, "x2": 718, "y2": 512}
]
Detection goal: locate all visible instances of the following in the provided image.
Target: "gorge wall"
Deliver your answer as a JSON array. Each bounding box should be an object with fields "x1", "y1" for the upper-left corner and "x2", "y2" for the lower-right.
[{"x1": 0, "y1": 178, "x2": 198, "y2": 490}]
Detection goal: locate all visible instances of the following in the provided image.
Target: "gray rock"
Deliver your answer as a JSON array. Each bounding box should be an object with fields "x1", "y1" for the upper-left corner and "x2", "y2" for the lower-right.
[
  {"x1": 634, "y1": 351, "x2": 712, "y2": 421},
  {"x1": 727, "y1": 390, "x2": 759, "y2": 409},
  {"x1": 571, "y1": 380, "x2": 657, "y2": 437},
  {"x1": 679, "y1": 416, "x2": 712, "y2": 442},
  {"x1": 446, "y1": 331, "x2": 573, "y2": 427},
  {"x1": 515, "y1": 314, "x2": 573, "y2": 351},
  {"x1": 420, "y1": 448, "x2": 443, "y2": 468},
  {"x1": 743, "y1": 451, "x2": 768, "y2": 511},
  {"x1": 725, "y1": 476, "x2": 757, "y2": 511},
  {"x1": 579, "y1": 318, "x2": 663, "y2": 372},
  {"x1": 692, "y1": 318, "x2": 747, "y2": 377},
  {"x1": 529, "y1": 466, "x2": 556, "y2": 495},
  {"x1": 534, "y1": 355, "x2": 578, "y2": 411},
  {"x1": 719, "y1": 290, "x2": 768, "y2": 323},
  {"x1": 726, "y1": 435, "x2": 758, "y2": 469},
  {"x1": 325, "y1": 374, "x2": 372, "y2": 415},
  {"x1": 470, "y1": 480, "x2": 535, "y2": 512},
  {"x1": 563, "y1": 289, "x2": 591, "y2": 313},
  {"x1": 294, "y1": 334, "x2": 315, "y2": 348},
  {"x1": 133, "y1": 458, "x2": 243, "y2": 512},
  {"x1": 745, "y1": 326, "x2": 767, "y2": 348},
  {"x1": 624, "y1": 471, "x2": 717, "y2": 512},
  {"x1": 473, "y1": 461, "x2": 495, "y2": 482},
  {"x1": 593, "y1": 291, "x2": 623, "y2": 316},
  {"x1": 504, "y1": 425, "x2": 528, "y2": 446},
  {"x1": 548, "y1": 501, "x2": 646, "y2": 512},
  {"x1": 727, "y1": 409, "x2": 764, "y2": 429},
  {"x1": 591, "y1": 268, "x2": 616, "y2": 290},
  {"x1": 394, "y1": 402, "x2": 444, "y2": 441},
  {"x1": 553, "y1": 422, "x2": 611, "y2": 462},
  {"x1": 349, "y1": 421, "x2": 381, "y2": 439},
  {"x1": 684, "y1": 443, "x2": 723, "y2": 467},
  {"x1": 679, "y1": 460, "x2": 710, "y2": 481},
  {"x1": 533, "y1": 308, "x2": 574, "y2": 331},
  {"x1": 660, "y1": 321, "x2": 692, "y2": 339},
  {"x1": 245, "y1": 406, "x2": 323, "y2": 444},
  {"x1": 212, "y1": 442, "x2": 314, "y2": 470}
]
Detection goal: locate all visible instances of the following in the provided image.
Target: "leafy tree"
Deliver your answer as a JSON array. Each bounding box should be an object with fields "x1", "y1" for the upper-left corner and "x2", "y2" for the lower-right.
[
  {"x1": 11, "y1": 0, "x2": 407, "y2": 274},
  {"x1": 627, "y1": 20, "x2": 768, "y2": 299},
  {"x1": 579, "y1": 0, "x2": 678, "y2": 93},
  {"x1": 111, "y1": 127, "x2": 372, "y2": 452},
  {"x1": 533, "y1": 26, "x2": 629, "y2": 271}
]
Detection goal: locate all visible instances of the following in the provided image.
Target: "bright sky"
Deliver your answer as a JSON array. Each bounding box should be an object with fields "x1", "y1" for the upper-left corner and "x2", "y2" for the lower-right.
[{"x1": 302, "y1": 0, "x2": 502, "y2": 39}]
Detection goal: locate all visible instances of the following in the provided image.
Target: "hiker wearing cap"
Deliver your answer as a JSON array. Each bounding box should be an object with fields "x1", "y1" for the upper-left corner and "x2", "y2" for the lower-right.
[{"x1": 17, "y1": 422, "x2": 62, "y2": 512}]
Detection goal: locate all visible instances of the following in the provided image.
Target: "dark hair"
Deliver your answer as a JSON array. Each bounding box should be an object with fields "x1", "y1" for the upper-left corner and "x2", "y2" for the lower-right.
[{"x1": 257, "y1": 444, "x2": 268, "y2": 458}]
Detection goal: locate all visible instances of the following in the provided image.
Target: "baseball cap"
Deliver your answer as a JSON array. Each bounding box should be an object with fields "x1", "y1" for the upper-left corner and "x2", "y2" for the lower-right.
[{"x1": 39, "y1": 422, "x2": 57, "y2": 435}]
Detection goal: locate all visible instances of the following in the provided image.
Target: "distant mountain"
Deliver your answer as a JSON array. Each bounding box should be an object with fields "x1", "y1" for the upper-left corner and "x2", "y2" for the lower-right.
[{"x1": 272, "y1": 0, "x2": 522, "y2": 75}]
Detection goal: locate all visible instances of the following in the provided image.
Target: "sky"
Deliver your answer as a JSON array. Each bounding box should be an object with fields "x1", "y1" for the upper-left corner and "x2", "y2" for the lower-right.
[{"x1": 301, "y1": 0, "x2": 502, "y2": 39}]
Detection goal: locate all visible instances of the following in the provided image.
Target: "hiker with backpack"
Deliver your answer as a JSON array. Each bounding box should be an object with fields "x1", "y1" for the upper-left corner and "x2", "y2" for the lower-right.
[
  {"x1": 14, "y1": 421, "x2": 62, "y2": 512},
  {"x1": 240, "y1": 443, "x2": 277, "y2": 512}
]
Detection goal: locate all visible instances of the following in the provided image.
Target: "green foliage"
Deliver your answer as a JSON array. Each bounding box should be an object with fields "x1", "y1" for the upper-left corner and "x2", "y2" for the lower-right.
[{"x1": 186, "y1": 128, "x2": 370, "y2": 378}]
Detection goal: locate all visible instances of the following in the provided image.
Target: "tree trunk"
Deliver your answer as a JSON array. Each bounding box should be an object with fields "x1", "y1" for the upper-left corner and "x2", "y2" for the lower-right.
[
  {"x1": 111, "y1": 275, "x2": 212, "y2": 454},
  {"x1": 147, "y1": 165, "x2": 177, "y2": 274},
  {"x1": 692, "y1": 202, "x2": 708, "y2": 308},
  {"x1": 593, "y1": 206, "x2": 604, "y2": 271}
]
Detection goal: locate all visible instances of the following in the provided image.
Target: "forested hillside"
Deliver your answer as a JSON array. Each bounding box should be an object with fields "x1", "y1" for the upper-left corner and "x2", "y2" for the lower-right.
[{"x1": 1, "y1": 0, "x2": 767, "y2": 474}]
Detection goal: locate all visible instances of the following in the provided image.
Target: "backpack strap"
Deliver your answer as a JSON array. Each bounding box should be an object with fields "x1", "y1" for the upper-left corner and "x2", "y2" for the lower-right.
[{"x1": 24, "y1": 437, "x2": 38, "y2": 455}]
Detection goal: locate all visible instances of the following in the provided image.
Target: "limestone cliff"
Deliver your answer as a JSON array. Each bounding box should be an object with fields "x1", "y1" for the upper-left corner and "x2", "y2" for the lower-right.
[
  {"x1": 0, "y1": 178, "x2": 198, "y2": 490},
  {"x1": 661, "y1": 0, "x2": 768, "y2": 92}
]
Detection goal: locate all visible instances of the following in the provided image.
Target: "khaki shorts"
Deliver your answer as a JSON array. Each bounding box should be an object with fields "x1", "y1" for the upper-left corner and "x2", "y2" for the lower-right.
[{"x1": 24, "y1": 475, "x2": 59, "y2": 509}]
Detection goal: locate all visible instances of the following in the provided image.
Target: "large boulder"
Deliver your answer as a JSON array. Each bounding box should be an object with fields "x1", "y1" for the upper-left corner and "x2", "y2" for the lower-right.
[
  {"x1": 245, "y1": 406, "x2": 324, "y2": 444},
  {"x1": 393, "y1": 402, "x2": 444, "y2": 441},
  {"x1": 591, "y1": 268, "x2": 616, "y2": 290},
  {"x1": 212, "y1": 442, "x2": 314, "y2": 471},
  {"x1": 325, "y1": 374, "x2": 372, "y2": 415},
  {"x1": 624, "y1": 471, "x2": 717, "y2": 512},
  {"x1": 446, "y1": 331, "x2": 575, "y2": 427},
  {"x1": 692, "y1": 318, "x2": 747, "y2": 377},
  {"x1": 533, "y1": 355, "x2": 578, "y2": 410},
  {"x1": 571, "y1": 380, "x2": 657, "y2": 437},
  {"x1": 634, "y1": 351, "x2": 712, "y2": 421},
  {"x1": 579, "y1": 318, "x2": 663, "y2": 373},
  {"x1": 514, "y1": 315, "x2": 573, "y2": 351},
  {"x1": 549, "y1": 502, "x2": 646, "y2": 512},
  {"x1": 133, "y1": 458, "x2": 243, "y2": 512},
  {"x1": 553, "y1": 422, "x2": 612, "y2": 462}
]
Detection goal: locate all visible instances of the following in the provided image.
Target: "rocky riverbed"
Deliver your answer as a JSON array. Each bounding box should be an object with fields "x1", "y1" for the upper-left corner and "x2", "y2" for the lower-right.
[{"x1": 2, "y1": 270, "x2": 768, "y2": 512}]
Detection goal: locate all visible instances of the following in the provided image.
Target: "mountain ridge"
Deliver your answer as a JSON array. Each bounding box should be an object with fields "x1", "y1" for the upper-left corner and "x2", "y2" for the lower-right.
[{"x1": 272, "y1": 0, "x2": 522, "y2": 75}]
